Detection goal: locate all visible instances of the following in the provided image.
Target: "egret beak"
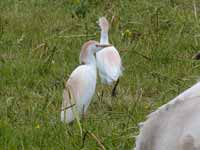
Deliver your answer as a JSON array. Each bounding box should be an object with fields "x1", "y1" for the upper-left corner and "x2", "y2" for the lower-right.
[{"x1": 96, "y1": 44, "x2": 112, "y2": 48}]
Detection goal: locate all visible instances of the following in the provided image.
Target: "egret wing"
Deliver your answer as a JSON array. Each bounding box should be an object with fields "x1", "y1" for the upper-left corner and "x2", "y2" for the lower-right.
[{"x1": 96, "y1": 46, "x2": 122, "y2": 84}]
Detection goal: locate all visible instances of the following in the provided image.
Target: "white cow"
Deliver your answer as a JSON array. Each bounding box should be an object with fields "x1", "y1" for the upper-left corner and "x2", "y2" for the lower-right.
[{"x1": 135, "y1": 82, "x2": 200, "y2": 150}]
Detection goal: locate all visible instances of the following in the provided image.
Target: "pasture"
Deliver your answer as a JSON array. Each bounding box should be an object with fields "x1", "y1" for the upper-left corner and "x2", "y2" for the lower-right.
[{"x1": 1, "y1": 0, "x2": 200, "y2": 149}]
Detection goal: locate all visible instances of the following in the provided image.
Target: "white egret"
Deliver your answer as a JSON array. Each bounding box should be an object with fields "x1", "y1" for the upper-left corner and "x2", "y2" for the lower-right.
[
  {"x1": 96, "y1": 17, "x2": 123, "y2": 96},
  {"x1": 61, "y1": 40, "x2": 111, "y2": 123}
]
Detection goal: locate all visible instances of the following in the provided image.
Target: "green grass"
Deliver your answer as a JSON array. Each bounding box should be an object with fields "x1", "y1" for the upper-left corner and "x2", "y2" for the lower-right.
[{"x1": 1, "y1": 0, "x2": 200, "y2": 149}]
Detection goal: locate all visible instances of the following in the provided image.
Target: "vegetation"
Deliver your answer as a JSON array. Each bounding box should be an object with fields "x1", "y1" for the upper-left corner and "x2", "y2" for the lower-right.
[{"x1": 1, "y1": 0, "x2": 200, "y2": 149}]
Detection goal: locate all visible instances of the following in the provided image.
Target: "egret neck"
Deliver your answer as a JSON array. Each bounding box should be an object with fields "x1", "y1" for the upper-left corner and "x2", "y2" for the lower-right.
[{"x1": 100, "y1": 31, "x2": 109, "y2": 44}]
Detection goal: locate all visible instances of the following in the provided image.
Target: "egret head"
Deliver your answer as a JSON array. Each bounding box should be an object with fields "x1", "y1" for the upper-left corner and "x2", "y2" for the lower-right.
[
  {"x1": 98, "y1": 17, "x2": 109, "y2": 32},
  {"x1": 79, "y1": 40, "x2": 111, "y2": 64}
]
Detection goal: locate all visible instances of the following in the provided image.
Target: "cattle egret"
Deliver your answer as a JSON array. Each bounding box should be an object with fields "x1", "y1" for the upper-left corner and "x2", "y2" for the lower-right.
[
  {"x1": 96, "y1": 17, "x2": 123, "y2": 97},
  {"x1": 61, "y1": 40, "x2": 111, "y2": 123},
  {"x1": 135, "y1": 82, "x2": 200, "y2": 150}
]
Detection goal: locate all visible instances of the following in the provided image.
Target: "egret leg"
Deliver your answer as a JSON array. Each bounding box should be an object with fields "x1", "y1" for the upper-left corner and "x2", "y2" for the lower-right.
[
  {"x1": 193, "y1": 52, "x2": 200, "y2": 60},
  {"x1": 101, "y1": 89, "x2": 104, "y2": 101},
  {"x1": 99, "y1": 84, "x2": 104, "y2": 101},
  {"x1": 111, "y1": 79, "x2": 120, "y2": 97}
]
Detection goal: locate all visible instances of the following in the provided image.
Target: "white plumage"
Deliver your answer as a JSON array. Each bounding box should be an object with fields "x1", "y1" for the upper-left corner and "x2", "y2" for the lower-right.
[
  {"x1": 96, "y1": 46, "x2": 122, "y2": 84},
  {"x1": 61, "y1": 65, "x2": 96, "y2": 123},
  {"x1": 96, "y1": 17, "x2": 122, "y2": 85},
  {"x1": 61, "y1": 40, "x2": 111, "y2": 123}
]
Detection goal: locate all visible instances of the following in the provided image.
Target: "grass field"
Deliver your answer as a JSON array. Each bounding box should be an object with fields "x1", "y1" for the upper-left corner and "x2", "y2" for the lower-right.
[{"x1": 1, "y1": 0, "x2": 200, "y2": 149}]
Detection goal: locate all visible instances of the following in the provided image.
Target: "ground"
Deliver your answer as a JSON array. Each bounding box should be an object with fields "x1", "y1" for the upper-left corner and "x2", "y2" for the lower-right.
[{"x1": 1, "y1": 0, "x2": 200, "y2": 149}]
